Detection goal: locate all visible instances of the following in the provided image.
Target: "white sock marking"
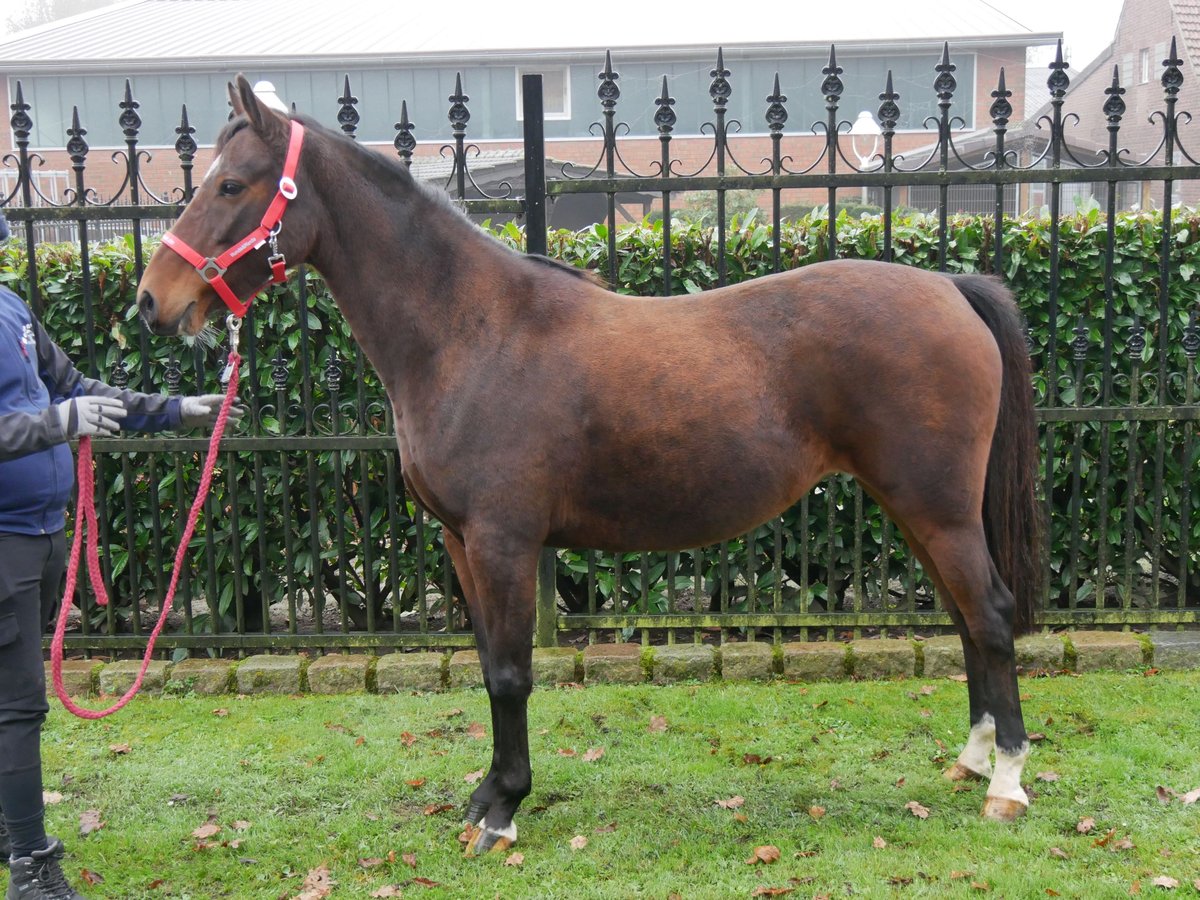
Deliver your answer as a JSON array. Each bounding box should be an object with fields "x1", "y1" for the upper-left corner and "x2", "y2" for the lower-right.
[
  {"x1": 480, "y1": 815, "x2": 517, "y2": 844},
  {"x1": 987, "y1": 741, "x2": 1030, "y2": 806},
  {"x1": 955, "y1": 713, "x2": 996, "y2": 778}
]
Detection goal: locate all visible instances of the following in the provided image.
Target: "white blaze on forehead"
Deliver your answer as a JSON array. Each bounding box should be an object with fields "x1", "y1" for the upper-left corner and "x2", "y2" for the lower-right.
[{"x1": 201, "y1": 154, "x2": 223, "y2": 185}]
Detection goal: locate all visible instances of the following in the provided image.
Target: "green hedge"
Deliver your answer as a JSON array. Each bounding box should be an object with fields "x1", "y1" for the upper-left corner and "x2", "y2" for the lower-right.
[{"x1": 1, "y1": 208, "x2": 1198, "y2": 637}]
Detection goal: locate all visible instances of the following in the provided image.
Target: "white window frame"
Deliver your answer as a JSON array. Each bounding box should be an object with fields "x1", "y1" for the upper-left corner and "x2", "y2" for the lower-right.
[
  {"x1": 1140, "y1": 48, "x2": 1151, "y2": 84},
  {"x1": 516, "y1": 67, "x2": 571, "y2": 121}
]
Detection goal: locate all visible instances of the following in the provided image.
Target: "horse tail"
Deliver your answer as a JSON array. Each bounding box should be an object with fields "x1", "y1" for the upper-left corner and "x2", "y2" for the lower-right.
[{"x1": 949, "y1": 274, "x2": 1041, "y2": 635}]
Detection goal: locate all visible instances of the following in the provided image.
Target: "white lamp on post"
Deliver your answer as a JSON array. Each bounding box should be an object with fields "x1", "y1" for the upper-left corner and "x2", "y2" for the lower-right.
[{"x1": 849, "y1": 109, "x2": 882, "y2": 205}]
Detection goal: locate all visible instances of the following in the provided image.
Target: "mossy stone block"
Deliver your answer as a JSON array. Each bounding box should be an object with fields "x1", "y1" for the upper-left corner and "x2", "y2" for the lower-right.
[
  {"x1": 921, "y1": 635, "x2": 966, "y2": 678},
  {"x1": 719, "y1": 642, "x2": 774, "y2": 681},
  {"x1": 1069, "y1": 630, "x2": 1145, "y2": 672},
  {"x1": 449, "y1": 650, "x2": 485, "y2": 689},
  {"x1": 1149, "y1": 631, "x2": 1200, "y2": 669},
  {"x1": 652, "y1": 644, "x2": 715, "y2": 683},
  {"x1": 1014, "y1": 634, "x2": 1066, "y2": 673},
  {"x1": 166, "y1": 658, "x2": 234, "y2": 694},
  {"x1": 98, "y1": 659, "x2": 172, "y2": 695},
  {"x1": 780, "y1": 641, "x2": 848, "y2": 681},
  {"x1": 532, "y1": 647, "x2": 580, "y2": 685},
  {"x1": 582, "y1": 643, "x2": 644, "y2": 684},
  {"x1": 849, "y1": 639, "x2": 915, "y2": 679},
  {"x1": 46, "y1": 659, "x2": 102, "y2": 698},
  {"x1": 376, "y1": 653, "x2": 446, "y2": 692},
  {"x1": 307, "y1": 654, "x2": 370, "y2": 693},
  {"x1": 235, "y1": 654, "x2": 302, "y2": 694}
]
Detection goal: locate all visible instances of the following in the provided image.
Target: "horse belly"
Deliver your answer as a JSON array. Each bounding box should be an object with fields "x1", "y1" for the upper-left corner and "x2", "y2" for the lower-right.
[{"x1": 549, "y1": 432, "x2": 826, "y2": 553}]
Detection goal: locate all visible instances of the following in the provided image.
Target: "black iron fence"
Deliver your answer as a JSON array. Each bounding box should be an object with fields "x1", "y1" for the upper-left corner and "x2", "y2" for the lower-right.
[{"x1": 2, "y1": 40, "x2": 1199, "y2": 656}]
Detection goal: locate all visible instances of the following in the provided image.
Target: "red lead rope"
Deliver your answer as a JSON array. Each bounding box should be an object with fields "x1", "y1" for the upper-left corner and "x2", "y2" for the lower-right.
[{"x1": 50, "y1": 351, "x2": 242, "y2": 719}]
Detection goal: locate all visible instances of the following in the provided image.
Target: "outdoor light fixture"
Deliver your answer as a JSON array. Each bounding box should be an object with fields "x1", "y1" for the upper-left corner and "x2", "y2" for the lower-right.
[
  {"x1": 849, "y1": 109, "x2": 882, "y2": 171},
  {"x1": 252, "y1": 81, "x2": 289, "y2": 113}
]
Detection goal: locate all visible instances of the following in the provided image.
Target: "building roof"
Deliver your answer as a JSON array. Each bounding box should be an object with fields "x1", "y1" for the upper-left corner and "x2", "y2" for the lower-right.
[
  {"x1": 1173, "y1": 0, "x2": 1200, "y2": 65},
  {"x1": 0, "y1": 0, "x2": 1061, "y2": 72}
]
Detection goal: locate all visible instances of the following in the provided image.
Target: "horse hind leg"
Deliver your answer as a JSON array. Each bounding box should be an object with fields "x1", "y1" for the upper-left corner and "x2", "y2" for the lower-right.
[{"x1": 919, "y1": 523, "x2": 1030, "y2": 821}]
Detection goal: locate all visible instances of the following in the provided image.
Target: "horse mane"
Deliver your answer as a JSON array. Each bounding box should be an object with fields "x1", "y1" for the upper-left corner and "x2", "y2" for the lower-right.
[{"x1": 220, "y1": 111, "x2": 605, "y2": 287}]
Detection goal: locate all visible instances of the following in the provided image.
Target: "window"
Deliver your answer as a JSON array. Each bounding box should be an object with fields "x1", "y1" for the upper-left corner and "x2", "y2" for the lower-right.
[
  {"x1": 1140, "y1": 48, "x2": 1151, "y2": 83},
  {"x1": 516, "y1": 67, "x2": 571, "y2": 120}
]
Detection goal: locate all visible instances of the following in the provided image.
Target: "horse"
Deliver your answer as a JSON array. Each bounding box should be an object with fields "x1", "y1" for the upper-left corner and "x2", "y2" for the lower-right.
[{"x1": 136, "y1": 75, "x2": 1042, "y2": 855}]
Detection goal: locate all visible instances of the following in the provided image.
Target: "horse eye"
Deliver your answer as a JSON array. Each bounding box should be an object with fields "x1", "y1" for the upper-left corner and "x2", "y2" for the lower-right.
[{"x1": 218, "y1": 180, "x2": 244, "y2": 197}]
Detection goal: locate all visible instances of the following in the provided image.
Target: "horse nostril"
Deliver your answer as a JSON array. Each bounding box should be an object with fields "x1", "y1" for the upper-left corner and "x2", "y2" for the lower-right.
[{"x1": 138, "y1": 290, "x2": 156, "y2": 321}]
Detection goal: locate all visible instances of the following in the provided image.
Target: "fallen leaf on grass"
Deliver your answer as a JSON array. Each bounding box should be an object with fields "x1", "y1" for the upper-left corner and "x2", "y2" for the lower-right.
[
  {"x1": 872, "y1": 836, "x2": 887, "y2": 849},
  {"x1": 733, "y1": 812, "x2": 748, "y2": 823},
  {"x1": 1049, "y1": 847, "x2": 1069, "y2": 859},
  {"x1": 888, "y1": 875, "x2": 914, "y2": 886},
  {"x1": 569, "y1": 835, "x2": 588, "y2": 851},
  {"x1": 794, "y1": 850, "x2": 818, "y2": 858},
  {"x1": 594, "y1": 822, "x2": 618, "y2": 834},
  {"x1": 1111, "y1": 837, "x2": 1135, "y2": 852},
  {"x1": 464, "y1": 769, "x2": 485, "y2": 784},
  {"x1": 648, "y1": 715, "x2": 668, "y2": 733},
  {"x1": 750, "y1": 887, "x2": 794, "y2": 897},
  {"x1": 409, "y1": 876, "x2": 440, "y2": 887},
  {"x1": 1037, "y1": 771, "x2": 1060, "y2": 782},
  {"x1": 1094, "y1": 828, "x2": 1117, "y2": 848},
  {"x1": 504, "y1": 852, "x2": 524, "y2": 866},
  {"x1": 1193, "y1": 879, "x2": 1200, "y2": 891},
  {"x1": 556, "y1": 748, "x2": 577, "y2": 757},
  {"x1": 147, "y1": 878, "x2": 164, "y2": 890},
  {"x1": 355, "y1": 736, "x2": 366, "y2": 747},
  {"x1": 359, "y1": 857, "x2": 386, "y2": 869},
  {"x1": 583, "y1": 747, "x2": 606, "y2": 763},
  {"x1": 716, "y1": 796, "x2": 745, "y2": 809},
  {"x1": 1045, "y1": 890, "x2": 1060, "y2": 897},
  {"x1": 1156, "y1": 786, "x2": 1174, "y2": 805},
  {"x1": 212, "y1": 708, "x2": 229, "y2": 717},
  {"x1": 920, "y1": 685, "x2": 936, "y2": 695},
  {"x1": 399, "y1": 731, "x2": 416, "y2": 747},
  {"x1": 950, "y1": 871, "x2": 974, "y2": 880},
  {"x1": 109, "y1": 743, "x2": 131, "y2": 755},
  {"x1": 439, "y1": 708, "x2": 464, "y2": 718},
  {"x1": 971, "y1": 882, "x2": 991, "y2": 892},
  {"x1": 465, "y1": 722, "x2": 487, "y2": 740},
  {"x1": 401, "y1": 852, "x2": 416, "y2": 868},
  {"x1": 745, "y1": 845, "x2": 781, "y2": 865},
  {"x1": 406, "y1": 778, "x2": 425, "y2": 788},
  {"x1": 904, "y1": 800, "x2": 930, "y2": 819},
  {"x1": 1181, "y1": 788, "x2": 1200, "y2": 805},
  {"x1": 79, "y1": 810, "x2": 104, "y2": 837},
  {"x1": 743, "y1": 753, "x2": 773, "y2": 766},
  {"x1": 291, "y1": 864, "x2": 335, "y2": 900},
  {"x1": 1076, "y1": 817, "x2": 1096, "y2": 834},
  {"x1": 808, "y1": 805, "x2": 826, "y2": 819},
  {"x1": 1028, "y1": 732, "x2": 1047, "y2": 742},
  {"x1": 191, "y1": 823, "x2": 220, "y2": 840},
  {"x1": 231, "y1": 820, "x2": 251, "y2": 831},
  {"x1": 1151, "y1": 876, "x2": 1179, "y2": 889},
  {"x1": 43, "y1": 791, "x2": 64, "y2": 805},
  {"x1": 80, "y1": 869, "x2": 104, "y2": 886},
  {"x1": 370, "y1": 887, "x2": 403, "y2": 898},
  {"x1": 949, "y1": 673, "x2": 969, "y2": 682},
  {"x1": 422, "y1": 803, "x2": 454, "y2": 816}
]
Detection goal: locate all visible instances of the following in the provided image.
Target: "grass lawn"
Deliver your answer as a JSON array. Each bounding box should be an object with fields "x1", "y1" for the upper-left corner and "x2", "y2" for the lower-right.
[{"x1": 19, "y1": 671, "x2": 1200, "y2": 899}]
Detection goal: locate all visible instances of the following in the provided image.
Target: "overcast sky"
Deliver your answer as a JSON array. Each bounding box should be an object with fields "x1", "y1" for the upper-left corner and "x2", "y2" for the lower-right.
[{"x1": 0, "y1": 0, "x2": 1127, "y2": 69}]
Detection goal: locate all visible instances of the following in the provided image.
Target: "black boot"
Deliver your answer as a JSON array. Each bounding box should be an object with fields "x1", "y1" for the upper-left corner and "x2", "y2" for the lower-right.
[{"x1": 6, "y1": 837, "x2": 87, "y2": 900}]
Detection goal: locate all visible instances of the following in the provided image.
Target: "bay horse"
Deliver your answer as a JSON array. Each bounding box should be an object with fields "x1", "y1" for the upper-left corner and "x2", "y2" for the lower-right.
[{"x1": 136, "y1": 75, "x2": 1041, "y2": 854}]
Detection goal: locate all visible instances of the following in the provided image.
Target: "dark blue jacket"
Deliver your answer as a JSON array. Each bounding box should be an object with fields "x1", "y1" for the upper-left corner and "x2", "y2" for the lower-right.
[{"x1": 0, "y1": 285, "x2": 182, "y2": 535}]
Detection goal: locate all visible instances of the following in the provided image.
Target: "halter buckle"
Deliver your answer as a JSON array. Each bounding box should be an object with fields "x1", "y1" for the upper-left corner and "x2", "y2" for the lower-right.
[
  {"x1": 197, "y1": 258, "x2": 228, "y2": 284},
  {"x1": 278, "y1": 175, "x2": 298, "y2": 199}
]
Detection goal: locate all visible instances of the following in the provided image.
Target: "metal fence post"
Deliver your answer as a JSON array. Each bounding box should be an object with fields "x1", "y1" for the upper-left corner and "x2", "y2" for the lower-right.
[{"x1": 522, "y1": 74, "x2": 557, "y2": 648}]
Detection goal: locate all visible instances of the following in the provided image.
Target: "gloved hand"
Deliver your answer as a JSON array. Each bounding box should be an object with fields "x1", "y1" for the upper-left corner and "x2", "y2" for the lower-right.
[
  {"x1": 54, "y1": 396, "x2": 127, "y2": 438},
  {"x1": 180, "y1": 394, "x2": 245, "y2": 430}
]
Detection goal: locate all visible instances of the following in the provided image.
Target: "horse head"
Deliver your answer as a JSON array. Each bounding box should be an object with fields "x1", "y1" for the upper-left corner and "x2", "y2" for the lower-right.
[{"x1": 138, "y1": 74, "x2": 318, "y2": 336}]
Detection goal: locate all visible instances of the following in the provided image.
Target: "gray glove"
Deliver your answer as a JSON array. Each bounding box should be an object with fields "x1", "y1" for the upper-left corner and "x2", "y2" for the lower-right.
[
  {"x1": 54, "y1": 396, "x2": 127, "y2": 438},
  {"x1": 180, "y1": 394, "x2": 245, "y2": 430}
]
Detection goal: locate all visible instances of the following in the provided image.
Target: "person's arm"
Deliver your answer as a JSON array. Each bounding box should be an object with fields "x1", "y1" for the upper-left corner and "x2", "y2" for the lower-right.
[
  {"x1": 34, "y1": 318, "x2": 184, "y2": 432},
  {"x1": 0, "y1": 405, "x2": 68, "y2": 462}
]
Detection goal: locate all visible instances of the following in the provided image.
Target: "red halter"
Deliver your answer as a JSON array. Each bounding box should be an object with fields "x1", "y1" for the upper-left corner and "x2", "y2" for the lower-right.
[{"x1": 161, "y1": 120, "x2": 306, "y2": 316}]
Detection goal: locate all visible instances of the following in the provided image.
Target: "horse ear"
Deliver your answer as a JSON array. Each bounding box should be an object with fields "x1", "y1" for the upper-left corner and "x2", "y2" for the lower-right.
[
  {"x1": 227, "y1": 80, "x2": 244, "y2": 117},
  {"x1": 234, "y1": 73, "x2": 288, "y2": 146}
]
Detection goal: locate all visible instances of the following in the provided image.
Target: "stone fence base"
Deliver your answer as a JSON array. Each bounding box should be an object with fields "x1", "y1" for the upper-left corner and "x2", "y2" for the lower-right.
[{"x1": 48, "y1": 630, "x2": 1199, "y2": 698}]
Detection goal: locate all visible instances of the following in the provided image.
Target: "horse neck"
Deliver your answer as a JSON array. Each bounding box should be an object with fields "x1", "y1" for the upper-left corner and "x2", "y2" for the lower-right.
[{"x1": 302, "y1": 142, "x2": 518, "y2": 391}]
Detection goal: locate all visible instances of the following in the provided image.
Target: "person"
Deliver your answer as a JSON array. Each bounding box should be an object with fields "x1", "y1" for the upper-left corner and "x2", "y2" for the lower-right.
[{"x1": 0, "y1": 209, "x2": 241, "y2": 900}]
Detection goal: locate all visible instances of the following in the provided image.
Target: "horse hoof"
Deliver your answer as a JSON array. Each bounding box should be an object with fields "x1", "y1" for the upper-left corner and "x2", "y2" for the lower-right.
[
  {"x1": 980, "y1": 796, "x2": 1027, "y2": 821},
  {"x1": 944, "y1": 761, "x2": 986, "y2": 782},
  {"x1": 464, "y1": 825, "x2": 515, "y2": 857}
]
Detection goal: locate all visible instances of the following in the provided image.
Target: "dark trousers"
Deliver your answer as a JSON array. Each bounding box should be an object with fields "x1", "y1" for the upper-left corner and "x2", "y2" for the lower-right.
[{"x1": 0, "y1": 530, "x2": 67, "y2": 853}]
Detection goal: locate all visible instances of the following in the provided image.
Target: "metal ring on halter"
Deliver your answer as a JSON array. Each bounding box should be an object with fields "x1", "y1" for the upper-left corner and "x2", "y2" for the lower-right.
[
  {"x1": 226, "y1": 313, "x2": 243, "y2": 354},
  {"x1": 278, "y1": 175, "x2": 298, "y2": 199}
]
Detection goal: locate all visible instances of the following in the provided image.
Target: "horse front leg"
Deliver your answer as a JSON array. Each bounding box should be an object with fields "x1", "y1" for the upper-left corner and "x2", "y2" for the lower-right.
[{"x1": 454, "y1": 530, "x2": 538, "y2": 857}]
